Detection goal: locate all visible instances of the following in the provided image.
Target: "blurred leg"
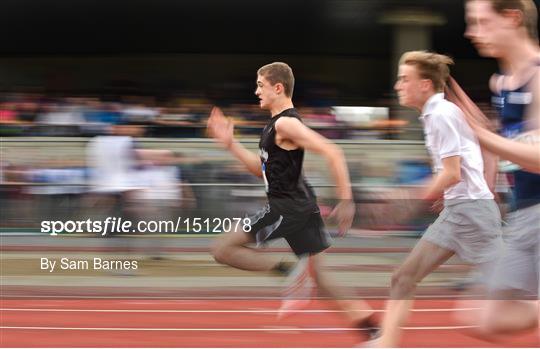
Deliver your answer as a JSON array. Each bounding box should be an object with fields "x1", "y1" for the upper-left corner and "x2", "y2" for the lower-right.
[
  {"x1": 211, "y1": 228, "x2": 280, "y2": 271},
  {"x1": 376, "y1": 240, "x2": 454, "y2": 347},
  {"x1": 310, "y1": 252, "x2": 375, "y2": 324},
  {"x1": 483, "y1": 298, "x2": 538, "y2": 333}
]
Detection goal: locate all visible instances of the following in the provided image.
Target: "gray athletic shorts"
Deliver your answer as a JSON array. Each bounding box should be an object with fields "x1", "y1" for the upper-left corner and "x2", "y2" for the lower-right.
[
  {"x1": 421, "y1": 199, "x2": 503, "y2": 266},
  {"x1": 489, "y1": 204, "x2": 540, "y2": 297}
]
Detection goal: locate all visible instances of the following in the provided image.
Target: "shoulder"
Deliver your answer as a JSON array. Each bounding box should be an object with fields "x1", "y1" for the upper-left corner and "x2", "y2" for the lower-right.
[
  {"x1": 275, "y1": 116, "x2": 303, "y2": 132},
  {"x1": 434, "y1": 99, "x2": 463, "y2": 120},
  {"x1": 520, "y1": 57, "x2": 540, "y2": 91},
  {"x1": 431, "y1": 101, "x2": 463, "y2": 131}
]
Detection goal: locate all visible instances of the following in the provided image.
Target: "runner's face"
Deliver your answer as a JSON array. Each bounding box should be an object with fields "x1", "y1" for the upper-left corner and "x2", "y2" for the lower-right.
[
  {"x1": 465, "y1": 0, "x2": 510, "y2": 58},
  {"x1": 395, "y1": 64, "x2": 425, "y2": 110},
  {"x1": 255, "y1": 75, "x2": 279, "y2": 110}
]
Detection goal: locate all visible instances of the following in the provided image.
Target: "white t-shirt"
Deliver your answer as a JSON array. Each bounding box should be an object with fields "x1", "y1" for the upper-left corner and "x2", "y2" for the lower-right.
[
  {"x1": 420, "y1": 93, "x2": 493, "y2": 200},
  {"x1": 86, "y1": 136, "x2": 139, "y2": 193}
]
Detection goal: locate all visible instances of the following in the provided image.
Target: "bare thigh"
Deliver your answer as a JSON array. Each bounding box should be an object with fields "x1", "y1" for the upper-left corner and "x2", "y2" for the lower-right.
[
  {"x1": 390, "y1": 239, "x2": 455, "y2": 299},
  {"x1": 213, "y1": 228, "x2": 255, "y2": 250}
]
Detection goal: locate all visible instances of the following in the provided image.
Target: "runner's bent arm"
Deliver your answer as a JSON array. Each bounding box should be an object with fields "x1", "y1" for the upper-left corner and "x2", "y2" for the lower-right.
[
  {"x1": 421, "y1": 156, "x2": 462, "y2": 200},
  {"x1": 207, "y1": 107, "x2": 262, "y2": 177},
  {"x1": 274, "y1": 116, "x2": 352, "y2": 200}
]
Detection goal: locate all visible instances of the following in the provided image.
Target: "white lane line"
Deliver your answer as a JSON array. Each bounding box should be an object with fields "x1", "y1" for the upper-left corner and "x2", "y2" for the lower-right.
[
  {"x1": 1, "y1": 294, "x2": 483, "y2": 299},
  {"x1": 1, "y1": 308, "x2": 480, "y2": 313},
  {"x1": 0, "y1": 325, "x2": 479, "y2": 331}
]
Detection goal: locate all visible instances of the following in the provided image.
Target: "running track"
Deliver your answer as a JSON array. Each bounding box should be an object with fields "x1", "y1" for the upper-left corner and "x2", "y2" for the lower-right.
[{"x1": 1, "y1": 298, "x2": 538, "y2": 347}]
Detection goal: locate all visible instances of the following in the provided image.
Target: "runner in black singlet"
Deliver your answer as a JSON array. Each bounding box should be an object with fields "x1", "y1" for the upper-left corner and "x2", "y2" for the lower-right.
[{"x1": 207, "y1": 62, "x2": 379, "y2": 342}]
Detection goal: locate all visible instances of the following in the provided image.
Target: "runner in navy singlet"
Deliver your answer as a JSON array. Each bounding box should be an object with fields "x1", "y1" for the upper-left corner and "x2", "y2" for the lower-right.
[{"x1": 456, "y1": 0, "x2": 540, "y2": 340}]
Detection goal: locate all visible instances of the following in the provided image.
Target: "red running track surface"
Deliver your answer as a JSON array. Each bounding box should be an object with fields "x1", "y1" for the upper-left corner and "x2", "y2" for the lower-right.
[{"x1": 1, "y1": 299, "x2": 538, "y2": 347}]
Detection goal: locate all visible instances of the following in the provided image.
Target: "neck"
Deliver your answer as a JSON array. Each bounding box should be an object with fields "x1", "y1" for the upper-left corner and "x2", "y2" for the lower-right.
[
  {"x1": 499, "y1": 37, "x2": 539, "y2": 75},
  {"x1": 270, "y1": 99, "x2": 294, "y2": 117},
  {"x1": 417, "y1": 91, "x2": 438, "y2": 112}
]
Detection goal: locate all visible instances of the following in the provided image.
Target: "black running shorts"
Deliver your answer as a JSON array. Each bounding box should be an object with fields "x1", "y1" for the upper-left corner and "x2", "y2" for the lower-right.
[{"x1": 246, "y1": 203, "x2": 331, "y2": 256}]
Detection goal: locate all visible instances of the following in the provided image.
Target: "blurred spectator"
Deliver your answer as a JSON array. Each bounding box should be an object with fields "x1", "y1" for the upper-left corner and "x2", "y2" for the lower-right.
[
  {"x1": 26, "y1": 160, "x2": 87, "y2": 224},
  {"x1": 86, "y1": 124, "x2": 145, "y2": 233},
  {"x1": 0, "y1": 91, "x2": 414, "y2": 138},
  {"x1": 132, "y1": 150, "x2": 196, "y2": 259},
  {"x1": 301, "y1": 106, "x2": 341, "y2": 138},
  {"x1": 0, "y1": 102, "x2": 18, "y2": 124},
  {"x1": 0, "y1": 102, "x2": 27, "y2": 136},
  {"x1": 35, "y1": 100, "x2": 86, "y2": 136},
  {"x1": 81, "y1": 99, "x2": 124, "y2": 136},
  {"x1": 122, "y1": 103, "x2": 159, "y2": 124}
]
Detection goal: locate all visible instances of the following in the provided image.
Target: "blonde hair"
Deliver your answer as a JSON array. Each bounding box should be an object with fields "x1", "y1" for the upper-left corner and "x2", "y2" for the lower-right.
[
  {"x1": 257, "y1": 62, "x2": 295, "y2": 98},
  {"x1": 399, "y1": 51, "x2": 454, "y2": 92}
]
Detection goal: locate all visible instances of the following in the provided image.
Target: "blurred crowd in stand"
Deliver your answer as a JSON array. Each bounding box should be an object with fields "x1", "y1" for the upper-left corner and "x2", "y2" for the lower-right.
[{"x1": 0, "y1": 92, "x2": 408, "y2": 139}]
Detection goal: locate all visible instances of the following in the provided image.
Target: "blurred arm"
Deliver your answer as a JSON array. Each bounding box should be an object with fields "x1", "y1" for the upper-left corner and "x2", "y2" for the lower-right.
[
  {"x1": 227, "y1": 140, "x2": 263, "y2": 177},
  {"x1": 421, "y1": 156, "x2": 462, "y2": 201},
  {"x1": 275, "y1": 116, "x2": 352, "y2": 200},
  {"x1": 275, "y1": 116, "x2": 354, "y2": 234},
  {"x1": 475, "y1": 128, "x2": 540, "y2": 174},
  {"x1": 446, "y1": 75, "x2": 540, "y2": 174},
  {"x1": 481, "y1": 148, "x2": 498, "y2": 193},
  {"x1": 207, "y1": 107, "x2": 262, "y2": 177}
]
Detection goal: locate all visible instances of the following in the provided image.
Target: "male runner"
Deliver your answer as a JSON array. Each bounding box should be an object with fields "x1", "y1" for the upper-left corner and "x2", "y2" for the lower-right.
[
  {"x1": 207, "y1": 62, "x2": 378, "y2": 339},
  {"x1": 372, "y1": 51, "x2": 503, "y2": 347},
  {"x1": 450, "y1": 0, "x2": 540, "y2": 338}
]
